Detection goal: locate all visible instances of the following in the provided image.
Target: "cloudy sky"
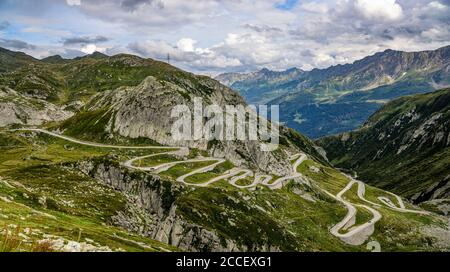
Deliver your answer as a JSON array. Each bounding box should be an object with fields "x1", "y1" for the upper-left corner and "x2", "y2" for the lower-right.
[{"x1": 0, "y1": 0, "x2": 449, "y2": 74}]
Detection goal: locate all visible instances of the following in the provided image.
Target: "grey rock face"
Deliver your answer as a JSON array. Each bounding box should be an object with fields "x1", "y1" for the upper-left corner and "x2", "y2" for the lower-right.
[
  {"x1": 86, "y1": 76, "x2": 297, "y2": 176},
  {"x1": 0, "y1": 87, "x2": 73, "y2": 127},
  {"x1": 77, "y1": 160, "x2": 243, "y2": 252}
]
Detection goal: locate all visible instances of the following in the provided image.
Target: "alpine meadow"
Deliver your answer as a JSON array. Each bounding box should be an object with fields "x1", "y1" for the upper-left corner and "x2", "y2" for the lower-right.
[{"x1": 0, "y1": 0, "x2": 449, "y2": 257}]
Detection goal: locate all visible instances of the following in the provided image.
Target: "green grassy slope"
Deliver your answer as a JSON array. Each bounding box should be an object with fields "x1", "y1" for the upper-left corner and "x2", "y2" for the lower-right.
[
  {"x1": 0, "y1": 50, "x2": 217, "y2": 106},
  {"x1": 0, "y1": 124, "x2": 448, "y2": 252},
  {"x1": 0, "y1": 47, "x2": 39, "y2": 74},
  {"x1": 0, "y1": 131, "x2": 177, "y2": 252},
  {"x1": 317, "y1": 88, "x2": 450, "y2": 203},
  {"x1": 219, "y1": 46, "x2": 450, "y2": 138},
  {"x1": 1, "y1": 48, "x2": 448, "y2": 252}
]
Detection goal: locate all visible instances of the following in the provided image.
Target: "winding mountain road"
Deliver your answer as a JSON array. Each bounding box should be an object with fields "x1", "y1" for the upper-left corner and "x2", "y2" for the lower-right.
[
  {"x1": 343, "y1": 174, "x2": 429, "y2": 215},
  {"x1": 16, "y1": 129, "x2": 306, "y2": 190},
  {"x1": 325, "y1": 175, "x2": 428, "y2": 245},
  {"x1": 325, "y1": 180, "x2": 382, "y2": 246},
  {"x1": 13, "y1": 129, "x2": 429, "y2": 246}
]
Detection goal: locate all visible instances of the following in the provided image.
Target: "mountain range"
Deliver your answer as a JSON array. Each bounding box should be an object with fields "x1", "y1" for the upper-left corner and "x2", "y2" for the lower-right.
[
  {"x1": 317, "y1": 89, "x2": 450, "y2": 206},
  {"x1": 0, "y1": 46, "x2": 449, "y2": 252},
  {"x1": 216, "y1": 45, "x2": 450, "y2": 139}
]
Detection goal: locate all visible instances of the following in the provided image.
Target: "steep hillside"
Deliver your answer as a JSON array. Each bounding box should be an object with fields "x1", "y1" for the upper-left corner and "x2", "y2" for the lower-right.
[
  {"x1": 0, "y1": 47, "x2": 39, "y2": 74},
  {"x1": 0, "y1": 47, "x2": 327, "y2": 175},
  {"x1": 0, "y1": 48, "x2": 449, "y2": 252},
  {"x1": 41, "y1": 55, "x2": 70, "y2": 64},
  {"x1": 317, "y1": 89, "x2": 450, "y2": 203},
  {"x1": 56, "y1": 75, "x2": 303, "y2": 176},
  {"x1": 216, "y1": 68, "x2": 305, "y2": 104},
  {"x1": 0, "y1": 49, "x2": 230, "y2": 124},
  {"x1": 2, "y1": 128, "x2": 448, "y2": 252},
  {"x1": 217, "y1": 45, "x2": 450, "y2": 138}
]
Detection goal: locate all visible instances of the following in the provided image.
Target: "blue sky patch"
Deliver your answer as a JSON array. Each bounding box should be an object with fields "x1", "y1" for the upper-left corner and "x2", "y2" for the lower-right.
[{"x1": 275, "y1": 0, "x2": 299, "y2": 10}]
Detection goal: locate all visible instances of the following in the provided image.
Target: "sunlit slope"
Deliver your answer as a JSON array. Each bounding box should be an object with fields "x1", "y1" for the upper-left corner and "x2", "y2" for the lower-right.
[
  {"x1": 1, "y1": 129, "x2": 447, "y2": 252},
  {"x1": 317, "y1": 89, "x2": 450, "y2": 203}
]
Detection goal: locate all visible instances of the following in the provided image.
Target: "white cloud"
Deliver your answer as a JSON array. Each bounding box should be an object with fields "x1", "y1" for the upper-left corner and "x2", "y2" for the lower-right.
[
  {"x1": 421, "y1": 26, "x2": 450, "y2": 41},
  {"x1": 22, "y1": 26, "x2": 71, "y2": 37},
  {"x1": 176, "y1": 38, "x2": 197, "y2": 52},
  {"x1": 300, "y1": 2, "x2": 329, "y2": 13},
  {"x1": 81, "y1": 44, "x2": 105, "y2": 54},
  {"x1": 2, "y1": 0, "x2": 450, "y2": 73},
  {"x1": 427, "y1": 1, "x2": 447, "y2": 10},
  {"x1": 67, "y1": 0, "x2": 222, "y2": 29},
  {"x1": 314, "y1": 53, "x2": 335, "y2": 65},
  {"x1": 128, "y1": 39, "x2": 242, "y2": 72},
  {"x1": 354, "y1": 0, "x2": 403, "y2": 21},
  {"x1": 66, "y1": 0, "x2": 81, "y2": 6}
]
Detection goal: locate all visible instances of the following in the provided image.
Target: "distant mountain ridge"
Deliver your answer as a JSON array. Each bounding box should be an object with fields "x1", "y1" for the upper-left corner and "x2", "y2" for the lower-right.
[
  {"x1": 41, "y1": 54, "x2": 70, "y2": 64},
  {"x1": 216, "y1": 67, "x2": 305, "y2": 105},
  {"x1": 317, "y1": 88, "x2": 450, "y2": 203},
  {"x1": 216, "y1": 67, "x2": 304, "y2": 86},
  {"x1": 1, "y1": 46, "x2": 450, "y2": 252},
  {"x1": 216, "y1": 45, "x2": 450, "y2": 138},
  {"x1": 0, "y1": 46, "x2": 325, "y2": 176},
  {"x1": 0, "y1": 47, "x2": 40, "y2": 73}
]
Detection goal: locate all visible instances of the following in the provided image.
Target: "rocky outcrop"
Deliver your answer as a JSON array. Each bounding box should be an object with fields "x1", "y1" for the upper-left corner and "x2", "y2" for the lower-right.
[
  {"x1": 1, "y1": 48, "x2": 314, "y2": 176},
  {"x1": 83, "y1": 76, "x2": 297, "y2": 176},
  {"x1": 0, "y1": 87, "x2": 73, "y2": 127},
  {"x1": 76, "y1": 159, "x2": 242, "y2": 252}
]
